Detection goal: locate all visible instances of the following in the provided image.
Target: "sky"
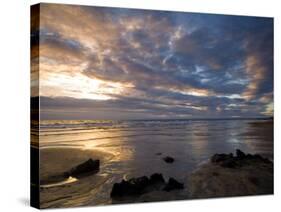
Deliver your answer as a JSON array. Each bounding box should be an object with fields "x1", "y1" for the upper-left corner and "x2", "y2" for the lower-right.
[{"x1": 31, "y1": 3, "x2": 273, "y2": 120}]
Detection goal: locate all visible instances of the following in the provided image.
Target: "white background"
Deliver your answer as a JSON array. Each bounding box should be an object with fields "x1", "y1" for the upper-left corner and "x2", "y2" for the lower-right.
[{"x1": 0, "y1": 0, "x2": 279, "y2": 211}]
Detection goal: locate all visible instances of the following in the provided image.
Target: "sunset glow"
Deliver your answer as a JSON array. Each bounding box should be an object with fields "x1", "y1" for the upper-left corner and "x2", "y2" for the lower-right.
[
  {"x1": 31, "y1": 4, "x2": 273, "y2": 120},
  {"x1": 40, "y1": 71, "x2": 134, "y2": 100}
]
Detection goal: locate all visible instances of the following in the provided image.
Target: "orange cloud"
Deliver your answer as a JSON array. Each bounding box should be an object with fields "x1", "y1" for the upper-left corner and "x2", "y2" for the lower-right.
[{"x1": 242, "y1": 54, "x2": 266, "y2": 101}]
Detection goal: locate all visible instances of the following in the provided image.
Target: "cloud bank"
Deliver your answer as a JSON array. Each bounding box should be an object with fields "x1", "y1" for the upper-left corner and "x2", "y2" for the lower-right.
[{"x1": 32, "y1": 4, "x2": 273, "y2": 120}]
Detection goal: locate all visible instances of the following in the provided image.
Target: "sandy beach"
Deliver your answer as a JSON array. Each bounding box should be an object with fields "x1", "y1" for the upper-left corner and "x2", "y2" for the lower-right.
[
  {"x1": 189, "y1": 153, "x2": 273, "y2": 198},
  {"x1": 40, "y1": 147, "x2": 114, "y2": 208},
  {"x1": 39, "y1": 147, "x2": 273, "y2": 208}
]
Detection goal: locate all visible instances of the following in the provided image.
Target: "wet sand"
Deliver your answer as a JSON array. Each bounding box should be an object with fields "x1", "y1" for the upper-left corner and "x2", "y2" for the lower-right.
[
  {"x1": 189, "y1": 158, "x2": 273, "y2": 199},
  {"x1": 40, "y1": 147, "x2": 114, "y2": 208},
  {"x1": 39, "y1": 147, "x2": 273, "y2": 208}
]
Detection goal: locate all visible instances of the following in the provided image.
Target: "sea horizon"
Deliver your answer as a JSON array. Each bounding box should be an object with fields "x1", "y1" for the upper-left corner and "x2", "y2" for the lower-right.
[{"x1": 39, "y1": 116, "x2": 273, "y2": 122}]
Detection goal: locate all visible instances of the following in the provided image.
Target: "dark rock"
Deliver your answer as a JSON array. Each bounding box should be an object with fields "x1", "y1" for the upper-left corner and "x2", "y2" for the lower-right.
[
  {"x1": 129, "y1": 176, "x2": 150, "y2": 189},
  {"x1": 211, "y1": 150, "x2": 272, "y2": 169},
  {"x1": 110, "y1": 173, "x2": 184, "y2": 198},
  {"x1": 111, "y1": 180, "x2": 138, "y2": 197},
  {"x1": 211, "y1": 152, "x2": 238, "y2": 168},
  {"x1": 245, "y1": 153, "x2": 261, "y2": 161},
  {"x1": 65, "y1": 159, "x2": 100, "y2": 178},
  {"x1": 163, "y1": 156, "x2": 175, "y2": 163},
  {"x1": 251, "y1": 154, "x2": 272, "y2": 164},
  {"x1": 111, "y1": 175, "x2": 153, "y2": 198},
  {"x1": 211, "y1": 153, "x2": 233, "y2": 163},
  {"x1": 156, "y1": 152, "x2": 162, "y2": 156},
  {"x1": 236, "y1": 149, "x2": 246, "y2": 159},
  {"x1": 149, "y1": 173, "x2": 165, "y2": 184},
  {"x1": 253, "y1": 154, "x2": 263, "y2": 160},
  {"x1": 163, "y1": 178, "x2": 184, "y2": 191},
  {"x1": 245, "y1": 154, "x2": 255, "y2": 159}
]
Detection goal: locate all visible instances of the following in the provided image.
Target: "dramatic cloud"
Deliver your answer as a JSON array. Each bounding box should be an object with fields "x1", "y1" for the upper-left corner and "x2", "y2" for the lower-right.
[{"x1": 32, "y1": 3, "x2": 273, "y2": 119}]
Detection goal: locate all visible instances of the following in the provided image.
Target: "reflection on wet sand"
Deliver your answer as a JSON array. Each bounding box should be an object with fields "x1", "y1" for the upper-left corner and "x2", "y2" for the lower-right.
[{"x1": 41, "y1": 176, "x2": 78, "y2": 188}]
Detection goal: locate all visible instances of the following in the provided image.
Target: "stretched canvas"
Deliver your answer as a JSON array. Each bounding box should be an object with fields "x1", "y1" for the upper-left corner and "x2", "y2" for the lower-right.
[{"x1": 30, "y1": 3, "x2": 274, "y2": 209}]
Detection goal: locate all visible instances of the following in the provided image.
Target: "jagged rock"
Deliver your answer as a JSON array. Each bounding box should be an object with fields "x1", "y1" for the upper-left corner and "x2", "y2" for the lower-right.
[
  {"x1": 149, "y1": 173, "x2": 165, "y2": 184},
  {"x1": 247, "y1": 154, "x2": 272, "y2": 164},
  {"x1": 129, "y1": 176, "x2": 150, "y2": 189},
  {"x1": 236, "y1": 149, "x2": 246, "y2": 159},
  {"x1": 211, "y1": 152, "x2": 240, "y2": 168},
  {"x1": 163, "y1": 156, "x2": 175, "y2": 163},
  {"x1": 211, "y1": 149, "x2": 272, "y2": 169},
  {"x1": 65, "y1": 159, "x2": 100, "y2": 178},
  {"x1": 163, "y1": 178, "x2": 184, "y2": 191},
  {"x1": 111, "y1": 175, "x2": 154, "y2": 198},
  {"x1": 111, "y1": 176, "x2": 146, "y2": 197},
  {"x1": 111, "y1": 179, "x2": 138, "y2": 197},
  {"x1": 211, "y1": 153, "x2": 233, "y2": 163},
  {"x1": 110, "y1": 173, "x2": 183, "y2": 198}
]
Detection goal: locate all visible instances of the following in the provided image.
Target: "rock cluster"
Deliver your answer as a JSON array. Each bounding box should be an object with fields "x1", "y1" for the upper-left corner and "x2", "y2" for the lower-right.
[
  {"x1": 163, "y1": 178, "x2": 184, "y2": 191},
  {"x1": 110, "y1": 173, "x2": 184, "y2": 198},
  {"x1": 211, "y1": 149, "x2": 272, "y2": 168},
  {"x1": 64, "y1": 159, "x2": 100, "y2": 178}
]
